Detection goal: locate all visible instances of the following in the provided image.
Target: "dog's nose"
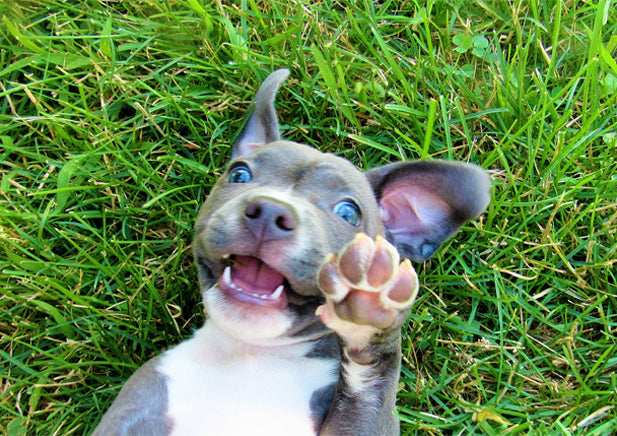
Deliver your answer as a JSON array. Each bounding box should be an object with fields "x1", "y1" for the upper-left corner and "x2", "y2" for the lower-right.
[{"x1": 244, "y1": 197, "x2": 297, "y2": 240}]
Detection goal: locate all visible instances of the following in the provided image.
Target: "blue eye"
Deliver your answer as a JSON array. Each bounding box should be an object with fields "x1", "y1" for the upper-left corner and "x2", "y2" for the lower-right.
[
  {"x1": 333, "y1": 200, "x2": 361, "y2": 226},
  {"x1": 228, "y1": 165, "x2": 252, "y2": 183}
]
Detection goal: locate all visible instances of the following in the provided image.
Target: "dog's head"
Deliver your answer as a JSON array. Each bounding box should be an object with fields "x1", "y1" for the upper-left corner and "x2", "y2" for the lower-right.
[{"x1": 193, "y1": 70, "x2": 490, "y2": 344}]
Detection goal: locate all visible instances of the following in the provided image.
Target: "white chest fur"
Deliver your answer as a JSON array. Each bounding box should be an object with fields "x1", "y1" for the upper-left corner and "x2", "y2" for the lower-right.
[{"x1": 158, "y1": 322, "x2": 338, "y2": 436}]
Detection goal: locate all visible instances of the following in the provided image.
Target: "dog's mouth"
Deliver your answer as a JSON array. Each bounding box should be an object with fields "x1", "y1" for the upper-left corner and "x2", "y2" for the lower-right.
[{"x1": 219, "y1": 255, "x2": 289, "y2": 309}]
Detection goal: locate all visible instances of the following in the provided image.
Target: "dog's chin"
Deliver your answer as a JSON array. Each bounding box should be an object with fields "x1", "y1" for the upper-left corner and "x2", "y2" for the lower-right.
[{"x1": 204, "y1": 287, "x2": 293, "y2": 342}]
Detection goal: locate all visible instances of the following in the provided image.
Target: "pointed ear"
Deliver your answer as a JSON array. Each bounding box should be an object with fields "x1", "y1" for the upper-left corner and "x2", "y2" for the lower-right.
[
  {"x1": 232, "y1": 69, "x2": 290, "y2": 159},
  {"x1": 367, "y1": 161, "x2": 491, "y2": 262}
]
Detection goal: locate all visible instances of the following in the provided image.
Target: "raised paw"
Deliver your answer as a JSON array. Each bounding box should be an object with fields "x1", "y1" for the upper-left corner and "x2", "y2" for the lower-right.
[{"x1": 316, "y1": 233, "x2": 419, "y2": 337}]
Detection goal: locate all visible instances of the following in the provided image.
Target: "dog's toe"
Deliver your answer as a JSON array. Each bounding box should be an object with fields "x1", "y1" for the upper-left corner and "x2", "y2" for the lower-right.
[
  {"x1": 366, "y1": 236, "x2": 399, "y2": 288},
  {"x1": 318, "y1": 253, "x2": 348, "y2": 302},
  {"x1": 338, "y1": 233, "x2": 376, "y2": 286},
  {"x1": 381, "y1": 259, "x2": 418, "y2": 309}
]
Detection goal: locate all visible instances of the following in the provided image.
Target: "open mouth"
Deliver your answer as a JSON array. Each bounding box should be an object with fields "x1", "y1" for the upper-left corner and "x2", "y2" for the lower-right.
[{"x1": 219, "y1": 255, "x2": 289, "y2": 309}]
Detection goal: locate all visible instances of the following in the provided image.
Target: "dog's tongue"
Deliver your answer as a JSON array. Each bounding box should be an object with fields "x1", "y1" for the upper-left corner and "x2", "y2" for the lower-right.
[{"x1": 231, "y1": 255, "x2": 285, "y2": 295}]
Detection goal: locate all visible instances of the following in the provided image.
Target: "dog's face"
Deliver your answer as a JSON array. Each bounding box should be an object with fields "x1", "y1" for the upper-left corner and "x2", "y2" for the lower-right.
[
  {"x1": 193, "y1": 141, "x2": 385, "y2": 343},
  {"x1": 192, "y1": 70, "x2": 490, "y2": 344}
]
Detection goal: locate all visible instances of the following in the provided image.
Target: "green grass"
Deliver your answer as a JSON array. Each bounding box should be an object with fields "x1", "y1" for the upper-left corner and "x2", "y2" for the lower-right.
[{"x1": 1, "y1": 0, "x2": 616, "y2": 434}]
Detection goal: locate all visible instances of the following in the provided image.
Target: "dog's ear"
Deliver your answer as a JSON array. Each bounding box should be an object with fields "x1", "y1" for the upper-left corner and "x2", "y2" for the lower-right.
[
  {"x1": 367, "y1": 161, "x2": 491, "y2": 262},
  {"x1": 232, "y1": 69, "x2": 290, "y2": 159}
]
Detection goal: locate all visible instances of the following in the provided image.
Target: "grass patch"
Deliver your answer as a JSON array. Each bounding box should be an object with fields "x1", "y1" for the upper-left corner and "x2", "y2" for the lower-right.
[{"x1": 1, "y1": 0, "x2": 616, "y2": 434}]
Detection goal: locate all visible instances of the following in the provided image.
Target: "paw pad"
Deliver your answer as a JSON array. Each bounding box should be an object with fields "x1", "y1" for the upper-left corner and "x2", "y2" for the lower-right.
[{"x1": 317, "y1": 233, "x2": 419, "y2": 332}]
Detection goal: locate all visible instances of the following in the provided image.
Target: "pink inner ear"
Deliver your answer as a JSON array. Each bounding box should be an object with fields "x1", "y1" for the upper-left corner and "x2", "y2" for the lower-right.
[
  {"x1": 380, "y1": 185, "x2": 452, "y2": 236},
  {"x1": 233, "y1": 125, "x2": 268, "y2": 158},
  {"x1": 235, "y1": 142, "x2": 262, "y2": 158}
]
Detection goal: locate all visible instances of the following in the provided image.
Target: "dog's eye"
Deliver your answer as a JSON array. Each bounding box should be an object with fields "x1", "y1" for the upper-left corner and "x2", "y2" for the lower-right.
[
  {"x1": 228, "y1": 165, "x2": 252, "y2": 184},
  {"x1": 333, "y1": 200, "x2": 361, "y2": 226}
]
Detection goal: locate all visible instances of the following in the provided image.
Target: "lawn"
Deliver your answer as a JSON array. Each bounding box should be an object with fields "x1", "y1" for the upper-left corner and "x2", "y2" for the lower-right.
[{"x1": 1, "y1": 0, "x2": 616, "y2": 435}]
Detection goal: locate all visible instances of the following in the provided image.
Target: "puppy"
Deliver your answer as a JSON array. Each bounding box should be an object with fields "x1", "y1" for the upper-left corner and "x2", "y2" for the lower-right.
[{"x1": 93, "y1": 69, "x2": 490, "y2": 436}]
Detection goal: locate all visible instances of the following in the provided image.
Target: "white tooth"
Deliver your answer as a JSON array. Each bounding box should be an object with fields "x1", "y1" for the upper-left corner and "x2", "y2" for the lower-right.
[
  {"x1": 259, "y1": 294, "x2": 269, "y2": 299},
  {"x1": 223, "y1": 266, "x2": 232, "y2": 285},
  {"x1": 270, "y1": 285, "x2": 284, "y2": 300}
]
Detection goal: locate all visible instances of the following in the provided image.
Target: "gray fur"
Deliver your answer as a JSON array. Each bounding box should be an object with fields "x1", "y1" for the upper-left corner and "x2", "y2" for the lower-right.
[{"x1": 93, "y1": 356, "x2": 172, "y2": 436}]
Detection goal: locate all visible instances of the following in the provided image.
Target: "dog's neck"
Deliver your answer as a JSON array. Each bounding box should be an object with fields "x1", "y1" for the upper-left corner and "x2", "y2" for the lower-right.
[{"x1": 192, "y1": 320, "x2": 331, "y2": 360}]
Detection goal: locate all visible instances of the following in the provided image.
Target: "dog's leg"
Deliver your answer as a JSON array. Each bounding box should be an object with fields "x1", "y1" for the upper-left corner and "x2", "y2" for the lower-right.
[
  {"x1": 91, "y1": 357, "x2": 172, "y2": 436},
  {"x1": 316, "y1": 233, "x2": 418, "y2": 436}
]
